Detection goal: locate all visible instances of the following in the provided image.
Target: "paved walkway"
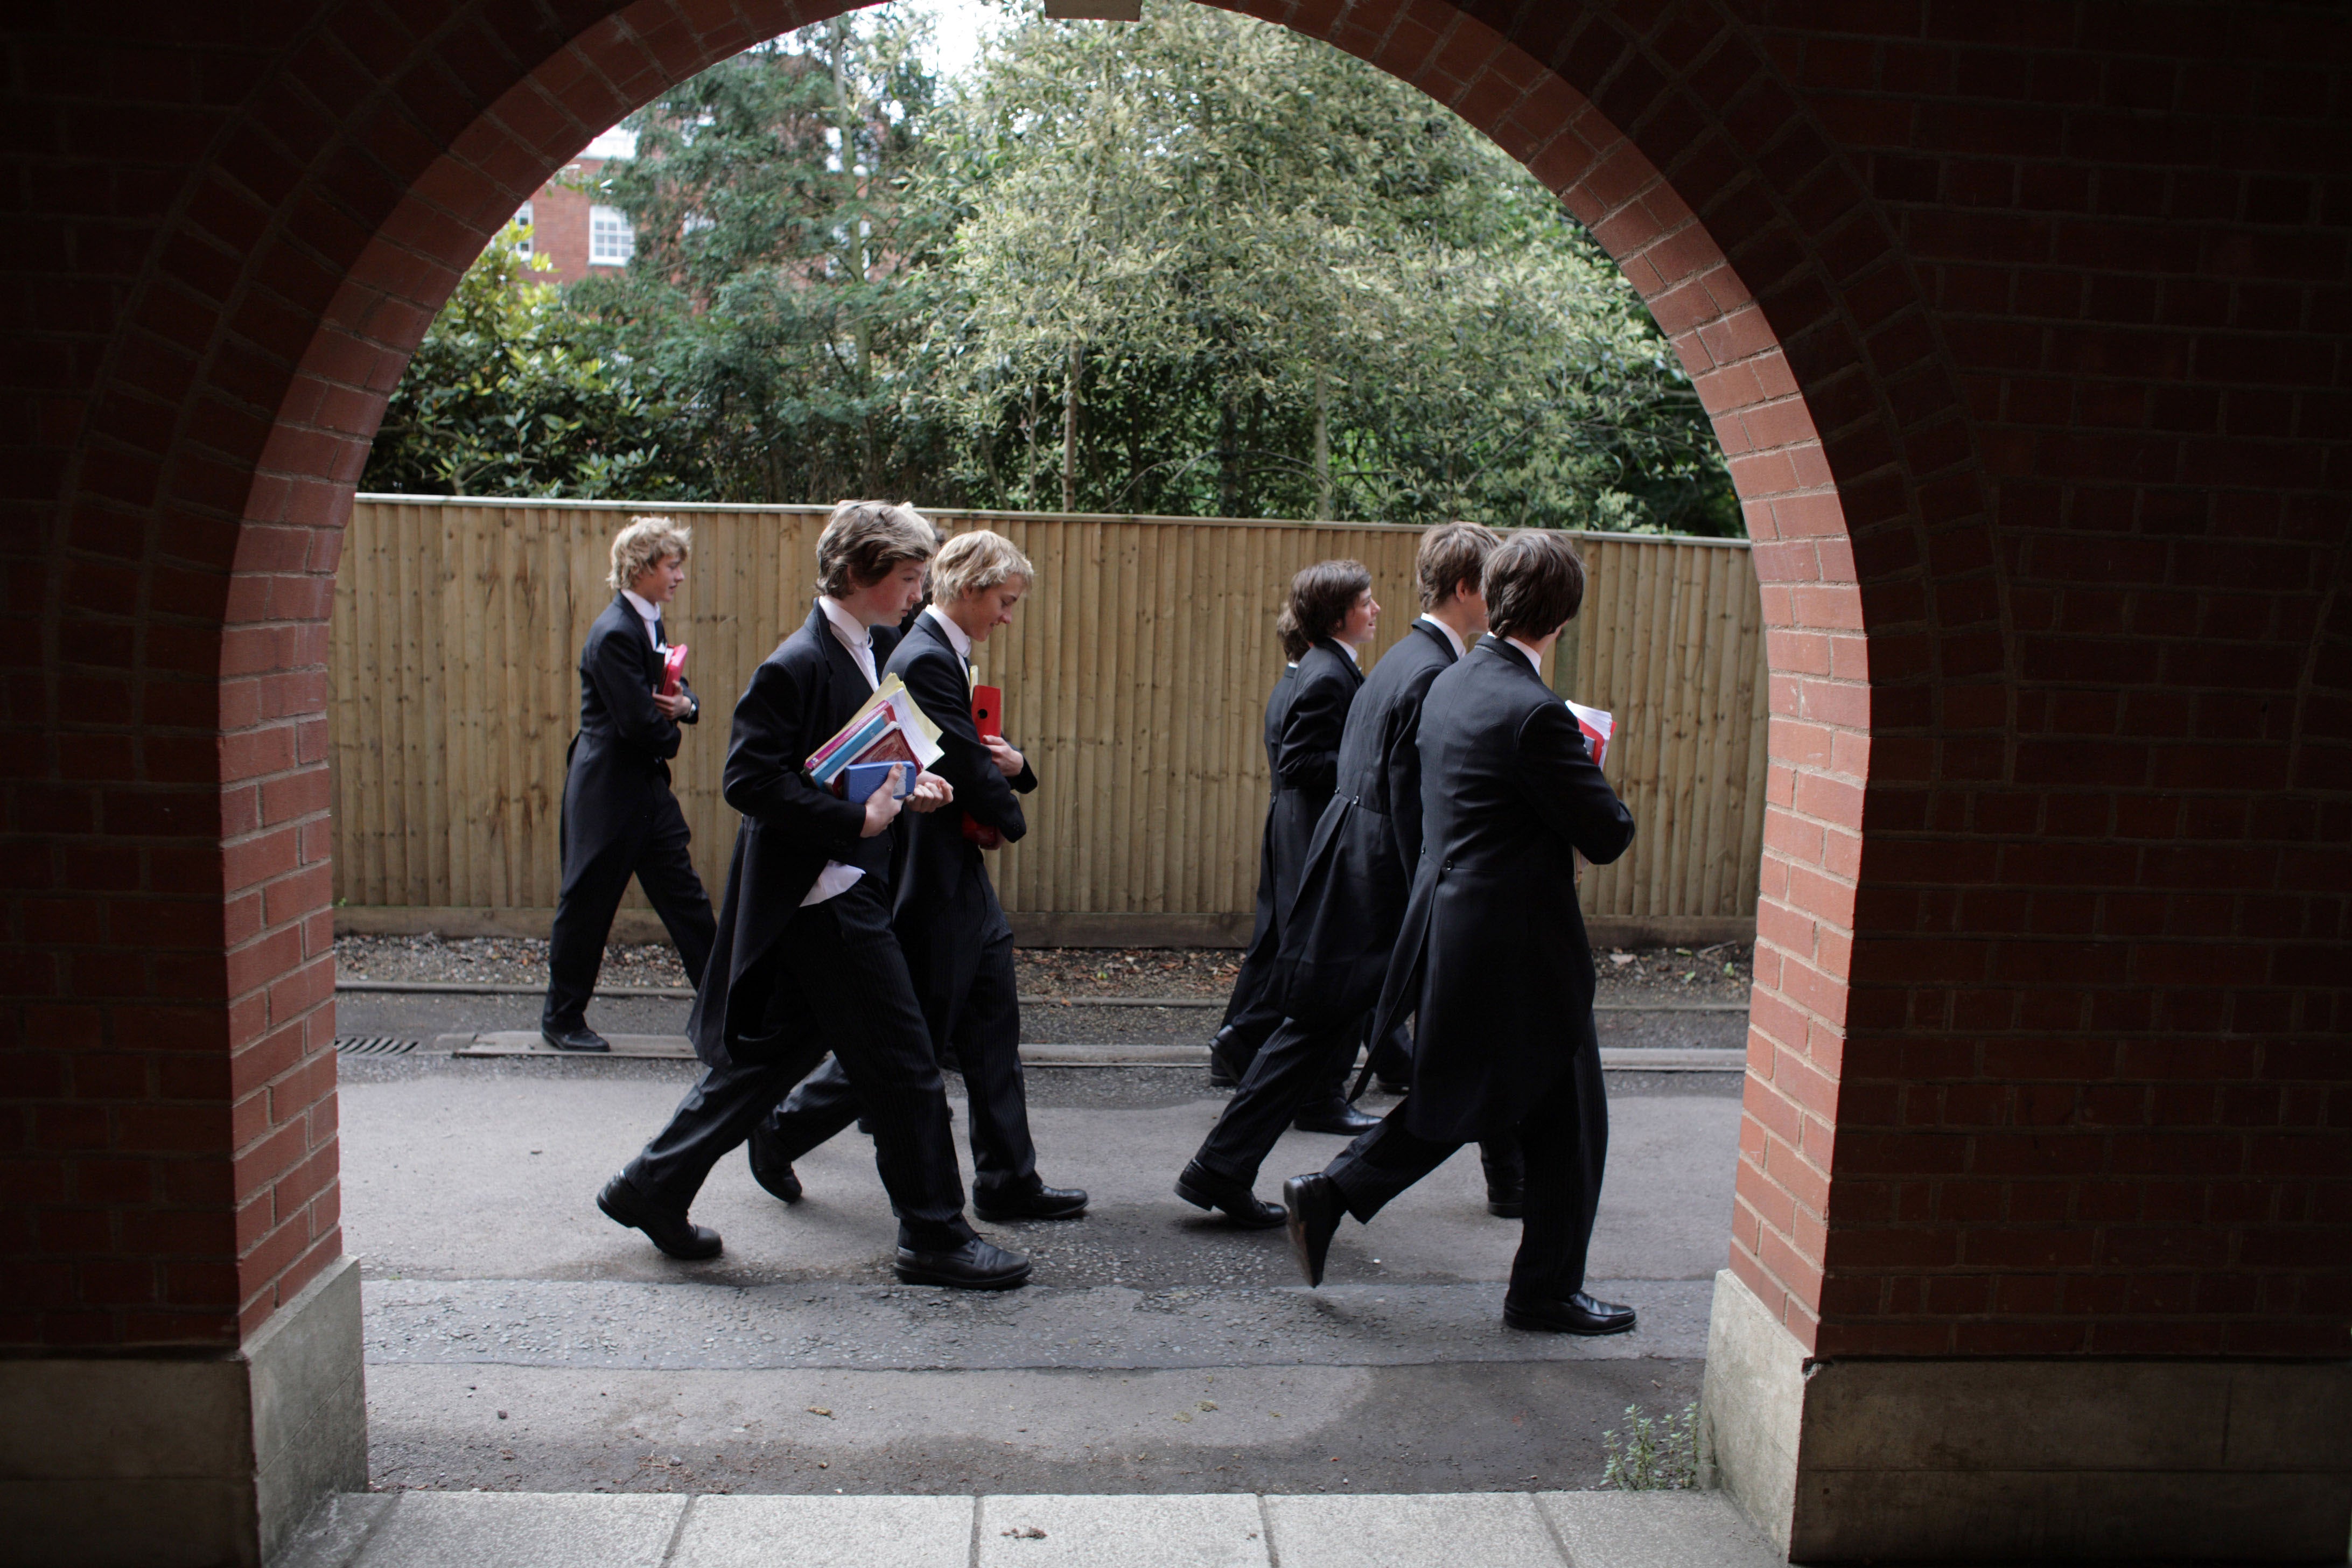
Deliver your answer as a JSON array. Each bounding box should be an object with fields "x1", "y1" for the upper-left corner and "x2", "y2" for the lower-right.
[{"x1": 281, "y1": 1488, "x2": 1783, "y2": 1567}]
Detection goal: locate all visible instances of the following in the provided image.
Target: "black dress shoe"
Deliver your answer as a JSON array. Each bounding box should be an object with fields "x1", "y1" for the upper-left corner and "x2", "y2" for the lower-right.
[
  {"x1": 894, "y1": 1235, "x2": 1032, "y2": 1290},
  {"x1": 1174, "y1": 1160, "x2": 1285, "y2": 1227},
  {"x1": 543, "y1": 1023, "x2": 610, "y2": 1053},
  {"x1": 1283, "y1": 1173, "x2": 1345, "y2": 1287},
  {"x1": 1374, "y1": 1076, "x2": 1411, "y2": 1096},
  {"x1": 1207, "y1": 1027, "x2": 1248, "y2": 1089},
  {"x1": 1503, "y1": 1291, "x2": 1637, "y2": 1336},
  {"x1": 974, "y1": 1182, "x2": 1089, "y2": 1223},
  {"x1": 1487, "y1": 1187, "x2": 1525, "y2": 1219},
  {"x1": 747, "y1": 1132, "x2": 803, "y2": 1204},
  {"x1": 1293, "y1": 1098, "x2": 1380, "y2": 1136},
  {"x1": 596, "y1": 1175, "x2": 721, "y2": 1260}
]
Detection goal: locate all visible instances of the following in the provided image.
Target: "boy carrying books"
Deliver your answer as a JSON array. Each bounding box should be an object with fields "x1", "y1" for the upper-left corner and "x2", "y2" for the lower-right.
[{"x1": 597, "y1": 501, "x2": 1034, "y2": 1291}]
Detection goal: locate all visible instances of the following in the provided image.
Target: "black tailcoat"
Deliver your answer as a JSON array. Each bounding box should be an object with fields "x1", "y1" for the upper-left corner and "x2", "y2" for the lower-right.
[
  {"x1": 1217, "y1": 664, "x2": 1296, "y2": 1034},
  {"x1": 1373, "y1": 636, "x2": 1636, "y2": 1143},
  {"x1": 687, "y1": 602, "x2": 902, "y2": 1066},
  {"x1": 558, "y1": 594, "x2": 698, "y2": 880},
  {"x1": 883, "y1": 611, "x2": 1039, "y2": 1010},
  {"x1": 1265, "y1": 639, "x2": 1364, "y2": 922},
  {"x1": 1277, "y1": 619, "x2": 1456, "y2": 1025}
]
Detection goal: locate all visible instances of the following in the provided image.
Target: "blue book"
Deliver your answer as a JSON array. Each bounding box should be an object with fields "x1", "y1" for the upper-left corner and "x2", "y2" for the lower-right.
[{"x1": 842, "y1": 761, "x2": 916, "y2": 803}]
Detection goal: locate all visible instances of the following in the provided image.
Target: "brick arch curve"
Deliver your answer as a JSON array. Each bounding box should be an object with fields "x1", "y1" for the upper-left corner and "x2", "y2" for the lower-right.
[
  {"x1": 34, "y1": 0, "x2": 1960, "y2": 1360},
  {"x1": 213, "y1": 0, "x2": 1934, "y2": 1359}
]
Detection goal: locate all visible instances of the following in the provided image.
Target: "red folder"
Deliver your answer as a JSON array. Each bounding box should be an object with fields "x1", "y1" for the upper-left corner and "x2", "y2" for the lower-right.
[
  {"x1": 659, "y1": 643, "x2": 689, "y2": 697},
  {"x1": 963, "y1": 685, "x2": 1006, "y2": 848}
]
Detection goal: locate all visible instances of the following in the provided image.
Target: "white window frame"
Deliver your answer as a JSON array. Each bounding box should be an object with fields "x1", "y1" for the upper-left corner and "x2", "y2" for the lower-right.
[
  {"x1": 513, "y1": 201, "x2": 534, "y2": 253},
  {"x1": 589, "y1": 204, "x2": 634, "y2": 265}
]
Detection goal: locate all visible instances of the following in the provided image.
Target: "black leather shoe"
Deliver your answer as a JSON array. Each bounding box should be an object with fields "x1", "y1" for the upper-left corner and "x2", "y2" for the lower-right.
[
  {"x1": 1487, "y1": 1186, "x2": 1525, "y2": 1219},
  {"x1": 1174, "y1": 1160, "x2": 1285, "y2": 1227},
  {"x1": 543, "y1": 1023, "x2": 610, "y2": 1053},
  {"x1": 1207, "y1": 1027, "x2": 1248, "y2": 1089},
  {"x1": 747, "y1": 1131, "x2": 803, "y2": 1204},
  {"x1": 596, "y1": 1175, "x2": 721, "y2": 1260},
  {"x1": 1283, "y1": 1173, "x2": 1345, "y2": 1287},
  {"x1": 1504, "y1": 1291, "x2": 1637, "y2": 1336},
  {"x1": 1293, "y1": 1098, "x2": 1380, "y2": 1136},
  {"x1": 894, "y1": 1235, "x2": 1032, "y2": 1290},
  {"x1": 974, "y1": 1182, "x2": 1089, "y2": 1222}
]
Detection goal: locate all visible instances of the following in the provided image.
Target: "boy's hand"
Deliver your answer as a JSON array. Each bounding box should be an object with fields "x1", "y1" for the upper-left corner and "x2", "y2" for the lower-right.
[
  {"x1": 984, "y1": 736, "x2": 1025, "y2": 778},
  {"x1": 860, "y1": 786, "x2": 904, "y2": 837},
  {"x1": 907, "y1": 771, "x2": 955, "y2": 813}
]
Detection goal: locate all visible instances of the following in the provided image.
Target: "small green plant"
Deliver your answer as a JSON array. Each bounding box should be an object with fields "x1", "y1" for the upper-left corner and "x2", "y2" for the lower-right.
[{"x1": 1601, "y1": 1401, "x2": 1699, "y2": 1490}]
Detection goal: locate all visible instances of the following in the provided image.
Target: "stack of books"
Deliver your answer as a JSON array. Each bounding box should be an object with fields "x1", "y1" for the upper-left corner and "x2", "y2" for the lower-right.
[{"x1": 808, "y1": 675, "x2": 943, "y2": 800}]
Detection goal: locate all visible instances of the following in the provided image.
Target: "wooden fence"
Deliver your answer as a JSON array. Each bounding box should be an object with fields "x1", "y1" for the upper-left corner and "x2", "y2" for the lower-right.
[{"x1": 330, "y1": 498, "x2": 1768, "y2": 947}]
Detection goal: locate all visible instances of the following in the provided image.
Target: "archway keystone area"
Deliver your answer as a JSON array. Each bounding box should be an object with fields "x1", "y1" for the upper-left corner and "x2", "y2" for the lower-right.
[{"x1": 4, "y1": 3, "x2": 2347, "y2": 1564}]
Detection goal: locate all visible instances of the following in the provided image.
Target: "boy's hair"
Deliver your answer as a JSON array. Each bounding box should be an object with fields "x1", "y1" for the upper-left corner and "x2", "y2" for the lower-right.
[
  {"x1": 816, "y1": 500, "x2": 939, "y2": 598},
  {"x1": 929, "y1": 529, "x2": 1035, "y2": 604},
  {"x1": 1482, "y1": 530, "x2": 1586, "y2": 643},
  {"x1": 607, "y1": 515, "x2": 692, "y2": 594},
  {"x1": 1276, "y1": 558, "x2": 1373, "y2": 661},
  {"x1": 1416, "y1": 521, "x2": 1503, "y2": 610}
]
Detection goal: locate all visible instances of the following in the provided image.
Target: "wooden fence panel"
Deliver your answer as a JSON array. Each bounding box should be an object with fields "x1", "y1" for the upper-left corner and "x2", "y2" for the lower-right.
[{"x1": 330, "y1": 499, "x2": 1769, "y2": 942}]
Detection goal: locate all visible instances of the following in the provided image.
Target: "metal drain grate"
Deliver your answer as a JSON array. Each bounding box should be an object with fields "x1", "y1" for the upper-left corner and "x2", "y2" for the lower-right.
[{"x1": 335, "y1": 1036, "x2": 420, "y2": 1056}]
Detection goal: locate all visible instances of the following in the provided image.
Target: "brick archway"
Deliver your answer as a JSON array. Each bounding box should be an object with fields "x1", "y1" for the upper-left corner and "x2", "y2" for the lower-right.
[{"x1": 8, "y1": 3, "x2": 2347, "y2": 1565}]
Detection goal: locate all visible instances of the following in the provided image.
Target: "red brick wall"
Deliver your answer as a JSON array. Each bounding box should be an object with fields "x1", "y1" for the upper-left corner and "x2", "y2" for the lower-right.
[{"x1": 2, "y1": 0, "x2": 2344, "y2": 1360}]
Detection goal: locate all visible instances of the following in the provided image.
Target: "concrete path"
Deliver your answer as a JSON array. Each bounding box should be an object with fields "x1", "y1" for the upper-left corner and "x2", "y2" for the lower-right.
[
  {"x1": 281, "y1": 1488, "x2": 1783, "y2": 1568},
  {"x1": 334, "y1": 989, "x2": 1741, "y2": 1498}
]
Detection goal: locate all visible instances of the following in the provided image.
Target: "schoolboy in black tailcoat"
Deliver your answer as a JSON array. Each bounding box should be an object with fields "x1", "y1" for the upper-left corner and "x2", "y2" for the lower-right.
[
  {"x1": 1175, "y1": 561, "x2": 1378, "y2": 1224},
  {"x1": 596, "y1": 501, "x2": 1031, "y2": 1292},
  {"x1": 541, "y1": 517, "x2": 716, "y2": 1053},
  {"x1": 748, "y1": 530, "x2": 1087, "y2": 1223},
  {"x1": 1178, "y1": 525, "x2": 1527, "y2": 1223},
  {"x1": 1283, "y1": 530, "x2": 1640, "y2": 1335}
]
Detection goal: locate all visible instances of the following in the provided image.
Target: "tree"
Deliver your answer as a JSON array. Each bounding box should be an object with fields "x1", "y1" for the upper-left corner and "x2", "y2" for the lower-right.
[
  {"x1": 565, "y1": 12, "x2": 954, "y2": 504},
  {"x1": 360, "y1": 221, "x2": 692, "y2": 498},
  {"x1": 921, "y1": 1, "x2": 1734, "y2": 532}
]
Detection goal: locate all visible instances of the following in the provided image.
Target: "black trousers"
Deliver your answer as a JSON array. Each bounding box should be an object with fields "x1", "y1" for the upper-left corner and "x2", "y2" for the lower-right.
[
  {"x1": 621, "y1": 881, "x2": 971, "y2": 1251},
  {"x1": 1325, "y1": 1045, "x2": 1605, "y2": 1299},
  {"x1": 1195, "y1": 1013, "x2": 1360, "y2": 1182},
  {"x1": 544, "y1": 784, "x2": 715, "y2": 1031},
  {"x1": 1200, "y1": 1011, "x2": 1527, "y2": 1193},
  {"x1": 757, "y1": 925, "x2": 1039, "y2": 1199},
  {"x1": 1215, "y1": 909, "x2": 1287, "y2": 1073}
]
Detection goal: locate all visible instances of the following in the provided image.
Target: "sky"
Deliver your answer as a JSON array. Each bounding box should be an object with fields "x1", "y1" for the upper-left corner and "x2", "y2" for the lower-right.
[{"x1": 584, "y1": 0, "x2": 1002, "y2": 156}]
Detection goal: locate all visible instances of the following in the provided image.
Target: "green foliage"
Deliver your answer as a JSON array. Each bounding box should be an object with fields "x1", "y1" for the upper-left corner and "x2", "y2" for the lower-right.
[
  {"x1": 1601, "y1": 1401, "x2": 1701, "y2": 1490},
  {"x1": 367, "y1": 1, "x2": 1737, "y2": 534},
  {"x1": 360, "y1": 222, "x2": 691, "y2": 498},
  {"x1": 921, "y1": 2, "x2": 1733, "y2": 530},
  {"x1": 564, "y1": 12, "x2": 954, "y2": 503}
]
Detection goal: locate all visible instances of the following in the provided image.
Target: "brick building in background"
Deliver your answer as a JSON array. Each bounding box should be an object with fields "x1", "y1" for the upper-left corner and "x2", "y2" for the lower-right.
[
  {"x1": 513, "y1": 126, "x2": 637, "y2": 284},
  {"x1": 1, "y1": 3, "x2": 2348, "y2": 1566}
]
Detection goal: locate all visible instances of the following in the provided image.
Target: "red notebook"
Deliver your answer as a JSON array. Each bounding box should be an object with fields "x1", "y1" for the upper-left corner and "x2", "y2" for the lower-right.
[
  {"x1": 963, "y1": 685, "x2": 1006, "y2": 848},
  {"x1": 659, "y1": 643, "x2": 689, "y2": 697}
]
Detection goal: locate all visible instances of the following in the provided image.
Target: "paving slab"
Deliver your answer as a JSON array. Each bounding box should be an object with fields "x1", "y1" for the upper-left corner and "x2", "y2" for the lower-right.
[
  {"x1": 669, "y1": 1493, "x2": 974, "y2": 1568},
  {"x1": 1263, "y1": 1492, "x2": 1567, "y2": 1568},
  {"x1": 1538, "y1": 1490, "x2": 1781, "y2": 1568},
  {"x1": 274, "y1": 1491, "x2": 396, "y2": 1568},
  {"x1": 977, "y1": 1493, "x2": 1269, "y2": 1568},
  {"x1": 346, "y1": 1490, "x2": 687, "y2": 1567}
]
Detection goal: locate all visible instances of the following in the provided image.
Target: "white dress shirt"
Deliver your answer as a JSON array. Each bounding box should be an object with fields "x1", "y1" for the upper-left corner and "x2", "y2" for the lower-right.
[
  {"x1": 1417, "y1": 613, "x2": 1466, "y2": 660},
  {"x1": 620, "y1": 587, "x2": 665, "y2": 647},
  {"x1": 801, "y1": 596, "x2": 884, "y2": 908},
  {"x1": 923, "y1": 603, "x2": 974, "y2": 667},
  {"x1": 1504, "y1": 635, "x2": 1546, "y2": 674}
]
